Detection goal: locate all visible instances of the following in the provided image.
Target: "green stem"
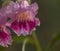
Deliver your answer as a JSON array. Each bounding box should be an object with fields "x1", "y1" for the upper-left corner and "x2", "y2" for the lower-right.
[
  {"x1": 32, "y1": 32, "x2": 42, "y2": 51},
  {"x1": 22, "y1": 31, "x2": 42, "y2": 51},
  {"x1": 22, "y1": 38, "x2": 29, "y2": 51}
]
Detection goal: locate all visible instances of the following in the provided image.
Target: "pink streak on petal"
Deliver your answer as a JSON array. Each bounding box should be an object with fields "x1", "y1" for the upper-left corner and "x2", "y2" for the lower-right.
[
  {"x1": 27, "y1": 20, "x2": 36, "y2": 32},
  {"x1": 0, "y1": 26, "x2": 12, "y2": 47},
  {"x1": 19, "y1": 21, "x2": 29, "y2": 36},
  {"x1": 10, "y1": 21, "x2": 21, "y2": 36}
]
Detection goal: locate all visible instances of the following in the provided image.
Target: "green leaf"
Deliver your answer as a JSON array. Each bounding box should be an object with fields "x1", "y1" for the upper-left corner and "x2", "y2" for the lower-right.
[{"x1": 46, "y1": 32, "x2": 60, "y2": 51}]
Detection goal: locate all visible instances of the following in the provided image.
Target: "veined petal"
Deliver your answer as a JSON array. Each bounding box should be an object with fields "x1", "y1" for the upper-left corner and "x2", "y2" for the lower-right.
[
  {"x1": 34, "y1": 18, "x2": 40, "y2": 26},
  {"x1": 30, "y1": 3, "x2": 38, "y2": 12},
  {"x1": 5, "y1": 1, "x2": 19, "y2": 18},
  {"x1": 0, "y1": 26, "x2": 12, "y2": 47},
  {"x1": 20, "y1": 0, "x2": 29, "y2": 8},
  {"x1": 23, "y1": 18, "x2": 40, "y2": 35},
  {"x1": 0, "y1": 12, "x2": 7, "y2": 25},
  {"x1": 19, "y1": 21, "x2": 29, "y2": 36},
  {"x1": 26, "y1": 10, "x2": 35, "y2": 19},
  {"x1": 27, "y1": 20, "x2": 36, "y2": 31},
  {"x1": 9, "y1": 21, "x2": 21, "y2": 36},
  {"x1": 7, "y1": 1, "x2": 20, "y2": 11},
  {"x1": 0, "y1": 1, "x2": 20, "y2": 22}
]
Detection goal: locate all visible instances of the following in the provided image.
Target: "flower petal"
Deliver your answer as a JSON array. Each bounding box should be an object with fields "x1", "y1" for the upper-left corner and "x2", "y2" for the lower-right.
[
  {"x1": 5, "y1": 1, "x2": 19, "y2": 17},
  {"x1": 0, "y1": 12, "x2": 7, "y2": 25},
  {"x1": 0, "y1": 26, "x2": 12, "y2": 47},
  {"x1": 27, "y1": 20, "x2": 36, "y2": 31},
  {"x1": 20, "y1": 0, "x2": 29, "y2": 8},
  {"x1": 10, "y1": 21, "x2": 21, "y2": 36},
  {"x1": 34, "y1": 18, "x2": 40, "y2": 26},
  {"x1": 19, "y1": 21, "x2": 29, "y2": 36},
  {"x1": 30, "y1": 3, "x2": 38, "y2": 12}
]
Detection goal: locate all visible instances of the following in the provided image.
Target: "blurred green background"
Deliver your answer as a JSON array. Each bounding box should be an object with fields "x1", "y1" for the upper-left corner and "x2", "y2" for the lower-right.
[{"x1": 0, "y1": 0, "x2": 60, "y2": 51}]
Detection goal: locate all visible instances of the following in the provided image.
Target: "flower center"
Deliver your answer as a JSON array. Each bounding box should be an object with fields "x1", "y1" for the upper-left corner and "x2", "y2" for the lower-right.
[{"x1": 16, "y1": 12, "x2": 28, "y2": 22}]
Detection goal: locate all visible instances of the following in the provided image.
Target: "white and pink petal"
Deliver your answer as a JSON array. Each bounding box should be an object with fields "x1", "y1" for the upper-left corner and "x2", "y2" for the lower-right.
[{"x1": 0, "y1": 26, "x2": 12, "y2": 47}]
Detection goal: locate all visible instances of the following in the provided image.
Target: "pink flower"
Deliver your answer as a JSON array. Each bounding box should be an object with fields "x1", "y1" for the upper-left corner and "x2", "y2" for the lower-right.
[
  {"x1": 0, "y1": 26, "x2": 12, "y2": 47},
  {"x1": 6, "y1": 0, "x2": 40, "y2": 36},
  {"x1": 0, "y1": 7, "x2": 12, "y2": 47}
]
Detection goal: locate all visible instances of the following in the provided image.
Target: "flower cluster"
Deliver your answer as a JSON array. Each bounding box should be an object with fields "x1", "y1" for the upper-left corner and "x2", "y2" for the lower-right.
[{"x1": 0, "y1": 0, "x2": 40, "y2": 47}]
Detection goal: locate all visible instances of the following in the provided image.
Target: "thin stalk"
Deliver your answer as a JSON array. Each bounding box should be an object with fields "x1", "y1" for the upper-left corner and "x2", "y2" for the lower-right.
[
  {"x1": 22, "y1": 38, "x2": 29, "y2": 51},
  {"x1": 32, "y1": 32, "x2": 42, "y2": 51}
]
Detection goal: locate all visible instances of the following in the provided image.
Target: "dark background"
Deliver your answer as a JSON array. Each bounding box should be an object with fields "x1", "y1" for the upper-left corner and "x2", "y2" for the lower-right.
[{"x1": 0, "y1": 0, "x2": 60, "y2": 51}]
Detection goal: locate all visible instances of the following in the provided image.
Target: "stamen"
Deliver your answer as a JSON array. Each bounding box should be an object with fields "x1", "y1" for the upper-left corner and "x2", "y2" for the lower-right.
[{"x1": 16, "y1": 12, "x2": 28, "y2": 22}]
